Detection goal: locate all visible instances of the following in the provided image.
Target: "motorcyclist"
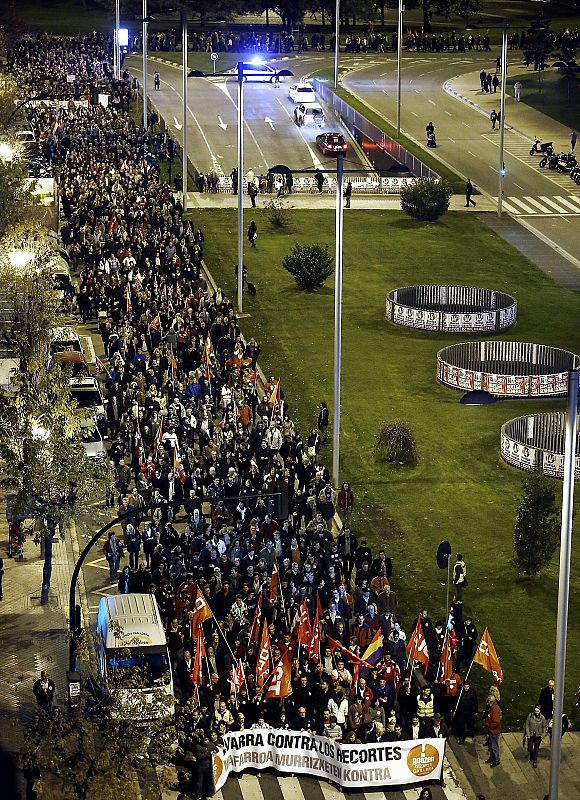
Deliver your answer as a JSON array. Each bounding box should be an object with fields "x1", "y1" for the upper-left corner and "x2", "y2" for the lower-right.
[{"x1": 426, "y1": 121, "x2": 435, "y2": 137}]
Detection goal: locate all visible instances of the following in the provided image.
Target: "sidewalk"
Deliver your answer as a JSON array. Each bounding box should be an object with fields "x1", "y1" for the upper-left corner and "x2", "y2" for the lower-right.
[
  {"x1": 446, "y1": 68, "x2": 573, "y2": 149},
  {"x1": 186, "y1": 191, "x2": 497, "y2": 211}
]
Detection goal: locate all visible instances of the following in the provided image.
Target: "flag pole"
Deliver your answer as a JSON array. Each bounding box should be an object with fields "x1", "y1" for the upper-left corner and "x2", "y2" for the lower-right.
[{"x1": 452, "y1": 657, "x2": 476, "y2": 716}]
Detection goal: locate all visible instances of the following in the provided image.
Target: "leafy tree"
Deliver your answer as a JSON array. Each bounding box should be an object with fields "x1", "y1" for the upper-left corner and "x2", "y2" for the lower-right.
[
  {"x1": 513, "y1": 471, "x2": 560, "y2": 576},
  {"x1": 524, "y1": 18, "x2": 555, "y2": 93},
  {"x1": 264, "y1": 197, "x2": 293, "y2": 229},
  {"x1": 400, "y1": 177, "x2": 452, "y2": 222},
  {"x1": 0, "y1": 155, "x2": 39, "y2": 239},
  {"x1": 282, "y1": 242, "x2": 334, "y2": 291},
  {"x1": 375, "y1": 420, "x2": 418, "y2": 466},
  {"x1": 406, "y1": 0, "x2": 481, "y2": 34},
  {"x1": 23, "y1": 633, "x2": 178, "y2": 800},
  {"x1": 556, "y1": 38, "x2": 579, "y2": 103}
]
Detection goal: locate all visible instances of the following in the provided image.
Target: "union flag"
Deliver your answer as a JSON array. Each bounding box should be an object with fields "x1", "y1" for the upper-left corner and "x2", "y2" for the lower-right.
[
  {"x1": 473, "y1": 627, "x2": 503, "y2": 684},
  {"x1": 406, "y1": 615, "x2": 430, "y2": 672},
  {"x1": 255, "y1": 625, "x2": 271, "y2": 688},
  {"x1": 191, "y1": 587, "x2": 213, "y2": 636},
  {"x1": 264, "y1": 649, "x2": 293, "y2": 700}
]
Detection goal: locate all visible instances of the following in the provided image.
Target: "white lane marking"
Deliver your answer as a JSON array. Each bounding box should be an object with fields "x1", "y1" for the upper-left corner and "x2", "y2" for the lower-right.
[
  {"x1": 499, "y1": 199, "x2": 519, "y2": 213},
  {"x1": 411, "y1": 111, "x2": 418, "y2": 117},
  {"x1": 539, "y1": 196, "x2": 572, "y2": 212},
  {"x1": 524, "y1": 196, "x2": 552, "y2": 212},
  {"x1": 379, "y1": 71, "x2": 389, "y2": 77},
  {"x1": 462, "y1": 122, "x2": 471, "y2": 128},
  {"x1": 372, "y1": 80, "x2": 376, "y2": 85},
  {"x1": 428, "y1": 99, "x2": 436, "y2": 105},
  {"x1": 217, "y1": 115, "x2": 227, "y2": 131},
  {"x1": 445, "y1": 110, "x2": 453, "y2": 116},
  {"x1": 409, "y1": 79, "x2": 413, "y2": 84},
  {"x1": 468, "y1": 151, "x2": 477, "y2": 157},
  {"x1": 220, "y1": 79, "x2": 270, "y2": 170},
  {"x1": 509, "y1": 197, "x2": 537, "y2": 213},
  {"x1": 448, "y1": 137, "x2": 456, "y2": 142},
  {"x1": 489, "y1": 165, "x2": 497, "y2": 172},
  {"x1": 265, "y1": 117, "x2": 275, "y2": 130},
  {"x1": 238, "y1": 774, "x2": 264, "y2": 800},
  {"x1": 554, "y1": 195, "x2": 580, "y2": 211},
  {"x1": 382, "y1": 90, "x2": 389, "y2": 96},
  {"x1": 172, "y1": 115, "x2": 182, "y2": 130},
  {"x1": 414, "y1": 89, "x2": 421, "y2": 94},
  {"x1": 514, "y1": 182, "x2": 524, "y2": 189}
]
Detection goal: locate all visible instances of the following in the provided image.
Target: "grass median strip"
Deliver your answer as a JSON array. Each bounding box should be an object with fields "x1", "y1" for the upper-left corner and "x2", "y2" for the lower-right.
[{"x1": 191, "y1": 205, "x2": 580, "y2": 725}]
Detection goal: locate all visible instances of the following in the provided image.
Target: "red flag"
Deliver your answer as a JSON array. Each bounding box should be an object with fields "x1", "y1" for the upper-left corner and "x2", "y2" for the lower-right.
[
  {"x1": 191, "y1": 587, "x2": 213, "y2": 636},
  {"x1": 203, "y1": 334, "x2": 214, "y2": 381},
  {"x1": 270, "y1": 558, "x2": 279, "y2": 604},
  {"x1": 297, "y1": 599, "x2": 311, "y2": 647},
  {"x1": 169, "y1": 344, "x2": 177, "y2": 381},
  {"x1": 191, "y1": 630, "x2": 205, "y2": 687},
  {"x1": 473, "y1": 627, "x2": 503, "y2": 684},
  {"x1": 406, "y1": 616, "x2": 430, "y2": 672},
  {"x1": 256, "y1": 624, "x2": 272, "y2": 688},
  {"x1": 134, "y1": 420, "x2": 143, "y2": 452},
  {"x1": 94, "y1": 356, "x2": 110, "y2": 377},
  {"x1": 153, "y1": 418, "x2": 163, "y2": 453},
  {"x1": 326, "y1": 636, "x2": 372, "y2": 669},
  {"x1": 149, "y1": 313, "x2": 161, "y2": 331},
  {"x1": 307, "y1": 601, "x2": 322, "y2": 663},
  {"x1": 264, "y1": 649, "x2": 293, "y2": 700},
  {"x1": 125, "y1": 283, "x2": 132, "y2": 313},
  {"x1": 439, "y1": 629, "x2": 453, "y2": 683},
  {"x1": 249, "y1": 593, "x2": 263, "y2": 645}
]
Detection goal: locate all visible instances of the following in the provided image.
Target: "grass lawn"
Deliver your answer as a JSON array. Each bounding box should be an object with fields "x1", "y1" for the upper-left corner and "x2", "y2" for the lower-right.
[
  {"x1": 190, "y1": 206, "x2": 580, "y2": 727},
  {"x1": 512, "y1": 68, "x2": 580, "y2": 133}
]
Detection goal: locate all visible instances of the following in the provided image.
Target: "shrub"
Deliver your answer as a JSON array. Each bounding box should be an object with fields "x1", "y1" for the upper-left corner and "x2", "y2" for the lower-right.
[
  {"x1": 282, "y1": 243, "x2": 334, "y2": 291},
  {"x1": 264, "y1": 198, "x2": 293, "y2": 229},
  {"x1": 513, "y1": 471, "x2": 560, "y2": 576},
  {"x1": 375, "y1": 420, "x2": 418, "y2": 466},
  {"x1": 400, "y1": 178, "x2": 452, "y2": 222}
]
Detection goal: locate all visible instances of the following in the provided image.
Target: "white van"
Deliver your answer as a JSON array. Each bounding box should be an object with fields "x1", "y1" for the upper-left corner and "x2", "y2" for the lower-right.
[{"x1": 96, "y1": 594, "x2": 175, "y2": 719}]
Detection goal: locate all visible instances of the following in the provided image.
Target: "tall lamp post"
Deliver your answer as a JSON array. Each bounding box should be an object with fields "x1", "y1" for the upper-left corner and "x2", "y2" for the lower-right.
[
  {"x1": 334, "y1": 0, "x2": 340, "y2": 89},
  {"x1": 461, "y1": 374, "x2": 579, "y2": 800},
  {"x1": 332, "y1": 152, "x2": 345, "y2": 487},
  {"x1": 114, "y1": 0, "x2": 121, "y2": 79},
  {"x1": 497, "y1": 20, "x2": 508, "y2": 217},
  {"x1": 396, "y1": 0, "x2": 404, "y2": 136},
  {"x1": 142, "y1": 0, "x2": 148, "y2": 130}
]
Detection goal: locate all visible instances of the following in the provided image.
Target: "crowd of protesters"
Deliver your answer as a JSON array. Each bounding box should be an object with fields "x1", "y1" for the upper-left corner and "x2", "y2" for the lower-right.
[{"x1": 7, "y1": 31, "x2": 517, "y2": 795}]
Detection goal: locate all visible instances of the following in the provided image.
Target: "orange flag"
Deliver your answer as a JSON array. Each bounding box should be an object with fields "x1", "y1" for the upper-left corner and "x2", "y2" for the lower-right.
[
  {"x1": 256, "y1": 624, "x2": 272, "y2": 688},
  {"x1": 265, "y1": 649, "x2": 293, "y2": 700},
  {"x1": 173, "y1": 445, "x2": 187, "y2": 485},
  {"x1": 438, "y1": 628, "x2": 453, "y2": 683},
  {"x1": 473, "y1": 627, "x2": 503, "y2": 684},
  {"x1": 191, "y1": 587, "x2": 213, "y2": 636},
  {"x1": 249, "y1": 593, "x2": 263, "y2": 645},
  {"x1": 406, "y1": 616, "x2": 430, "y2": 672},
  {"x1": 307, "y1": 595, "x2": 323, "y2": 663}
]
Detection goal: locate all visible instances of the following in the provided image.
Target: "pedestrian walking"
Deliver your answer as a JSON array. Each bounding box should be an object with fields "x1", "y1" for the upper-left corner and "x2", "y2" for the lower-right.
[
  {"x1": 523, "y1": 705, "x2": 548, "y2": 767},
  {"x1": 538, "y1": 679, "x2": 554, "y2": 720},
  {"x1": 497, "y1": 110, "x2": 501, "y2": 127},
  {"x1": 315, "y1": 168, "x2": 325, "y2": 193},
  {"x1": 514, "y1": 81, "x2": 522, "y2": 102},
  {"x1": 286, "y1": 171, "x2": 293, "y2": 194},
  {"x1": 317, "y1": 401, "x2": 329, "y2": 444},
  {"x1": 345, "y1": 180, "x2": 352, "y2": 208},
  {"x1": 490, "y1": 109, "x2": 497, "y2": 130},
  {"x1": 337, "y1": 482, "x2": 354, "y2": 528},
  {"x1": 103, "y1": 530, "x2": 122, "y2": 581},
  {"x1": 465, "y1": 180, "x2": 476, "y2": 208},
  {"x1": 479, "y1": 68, "x2": 486, "y2": 92},
  {"x1": 571, "y1": 130, "x2": 577, "y2": 152},
  {"x1": 154, "y1": 70, "x2": 160, "y2": 90},
  {"x1": 249, "y1": 183, "x2": 258, "y2": 208},
  {"x1": 230, "y1": 167, "x2": 238, "y2": 194},
  {"x1": 248, "y1": 220, "x2": 257, "y2": 248},
  {"x1": 453, "y1": 679, "x2": 478, "y2": 743},
  {"x1": 484, "y1": 694, "x2": 502, "y2": 767},
  {"x1": 492, "y1": 74, "x2": 499, "y2": 93},
  {"x1": 33, "y1": 670, "x2": 55, "y2": 715}
]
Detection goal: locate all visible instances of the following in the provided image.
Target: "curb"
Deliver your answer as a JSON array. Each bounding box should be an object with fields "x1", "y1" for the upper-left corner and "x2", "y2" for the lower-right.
[
  {"x1": 69, "y1": 518, "x2": 97, "y2": 671},
  {"x1": 443, "y1": 77, "x2": 534, "y2": 143}
]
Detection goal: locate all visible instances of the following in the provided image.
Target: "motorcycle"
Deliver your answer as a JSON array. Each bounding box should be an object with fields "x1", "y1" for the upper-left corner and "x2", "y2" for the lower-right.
[
  {"x1": 530, "y1": 138, "x2": 554, "y2": 156},
  {"x1": 556, "y1": 153, "x2": 577, "y2": 173},
  {"x1": 570, "y1": 165, "x2": 580, "y2": 184},
  {"x1": 539, "y1": 153, "x2": 560, "y2": 170},
  {"x1": 427, "y1": 131, "x2": 437, "y2": 148}
]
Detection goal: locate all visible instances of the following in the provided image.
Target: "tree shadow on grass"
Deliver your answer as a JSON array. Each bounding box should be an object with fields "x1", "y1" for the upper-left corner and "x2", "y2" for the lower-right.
[
  {"x1": 384, "y1": 216, "x2": 454, "y2": 234},
  {"x1": 277, "y1": 282, "x2": 334, "y2": 298}
]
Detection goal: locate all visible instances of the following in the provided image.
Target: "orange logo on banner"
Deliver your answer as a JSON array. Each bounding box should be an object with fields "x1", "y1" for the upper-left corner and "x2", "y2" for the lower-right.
[
  {"x1": 407, "y1": 743, "x2": 440, "y2": 778},
  {"x1": 213, "y1": 753, "x2": 224, "y2": 785}
]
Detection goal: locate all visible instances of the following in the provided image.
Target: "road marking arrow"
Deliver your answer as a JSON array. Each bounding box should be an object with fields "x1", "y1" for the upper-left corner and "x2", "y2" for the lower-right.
[
  {"x1": 265, "y1": 117, "x2": 275, "y2": 131},
  {"x1": 173, "y1": 116, "x2": 183, "y2": 131},
  {"x1": 217, "y1": 115, "x2": 228, "y2": 131}
]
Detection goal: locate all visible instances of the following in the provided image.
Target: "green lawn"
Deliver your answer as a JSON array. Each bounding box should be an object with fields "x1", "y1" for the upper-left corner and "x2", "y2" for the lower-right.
[
  {"x1": 190, "y1": 206, "x2": 580, "y2": 727},
  {"x1": 512, "y1": 68, "x2": 580, "y2": 132}
]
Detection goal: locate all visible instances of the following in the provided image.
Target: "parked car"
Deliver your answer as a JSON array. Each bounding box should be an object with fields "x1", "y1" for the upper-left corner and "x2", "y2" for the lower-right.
[
  {"x1": 49, "y1": 326, "x2": 82, "y2": 356},
  {"x1": 81, "y1": 423, "x2": 107, "y2": 460},
  {"x1": 69, "y1": 376, "x2": 106, "y2": 433},
  {"x1": 316, "y1": 132, "x2": 348, "y2": 156},
  {"x1": 288, "y1": 82, "x2": 316, "y2": 104},
  {"x1": 51, "y1": 350, "x2": 89, "y2": 378}
]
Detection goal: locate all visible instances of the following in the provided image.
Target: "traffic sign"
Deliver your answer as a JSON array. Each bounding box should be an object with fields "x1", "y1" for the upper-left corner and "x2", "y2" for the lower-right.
[{"x1": 210, "y1": 52, "x2": 218, "y2": 60}]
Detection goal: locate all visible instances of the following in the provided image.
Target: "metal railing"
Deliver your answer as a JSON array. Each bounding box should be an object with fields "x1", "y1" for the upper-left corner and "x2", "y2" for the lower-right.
[{"x1": 501, "y1": 412, "x2": 580, "y2": 478}]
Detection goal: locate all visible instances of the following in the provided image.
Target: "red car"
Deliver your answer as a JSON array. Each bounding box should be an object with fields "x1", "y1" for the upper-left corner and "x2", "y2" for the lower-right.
[{"x1": 316, "y1": 132, "x2": 348, "y2": 156}]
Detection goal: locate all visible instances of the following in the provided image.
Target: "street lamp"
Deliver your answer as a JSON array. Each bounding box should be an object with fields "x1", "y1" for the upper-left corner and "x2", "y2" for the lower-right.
[
  {"x1": 396, "y1": 0, "x2": 404, "y2": 137},
  {"x1": 142, "y1": 0, "x2": 148, "y2": 130},
  {"x1": 0, "y1": 141, "x2": 15, "y2": 161},
  {"x1": 334, "y1": 0, "x2": 340, "y2": 90},
  {"x1": 190, "y1": 64, "x2": 293, "y2": 314},
  {"x1": 461, "y1": 379, "x2": 577, "y2": 800}
]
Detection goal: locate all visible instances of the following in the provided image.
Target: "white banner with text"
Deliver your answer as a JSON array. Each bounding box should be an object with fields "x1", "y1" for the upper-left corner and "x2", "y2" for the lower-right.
[{"x1": 212, "y1": 729, "x2": 445, "y2": 791}]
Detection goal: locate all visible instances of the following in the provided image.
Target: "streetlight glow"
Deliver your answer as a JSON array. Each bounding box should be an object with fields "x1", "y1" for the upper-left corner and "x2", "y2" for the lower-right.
[
  {"x1": 7, "y1": 249, "x2": 35, "y2": 270},
  {"x1": 0, "y1": 141, "x2": 15, "y2": 161}
]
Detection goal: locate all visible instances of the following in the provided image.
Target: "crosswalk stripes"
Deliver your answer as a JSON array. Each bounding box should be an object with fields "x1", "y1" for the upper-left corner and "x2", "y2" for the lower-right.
[
  {"x1": 495, "y1": 194, "x2": 580, "y2": 216},
  {"x1": 217, "y1": 772, "x2": 454, "y2": 800},
  {"x1": 482, "y1": 132, "x2": 580, "y2": 194}
]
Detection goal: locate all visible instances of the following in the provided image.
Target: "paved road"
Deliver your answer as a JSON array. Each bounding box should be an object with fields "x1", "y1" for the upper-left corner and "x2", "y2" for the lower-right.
[
  {"x1": 340, "y1": 49, "x2": 580, "y2": 264},
  {"x1": 126, "y1": 54, "x2": 367, "y2": 179}
]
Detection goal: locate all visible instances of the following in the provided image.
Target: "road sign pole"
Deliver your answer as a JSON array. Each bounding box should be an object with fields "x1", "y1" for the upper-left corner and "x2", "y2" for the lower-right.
[
  {"x1": 115, "y1": 0, "x2": 121, "y2": 79},
  {"x1": 237, "y1": 61, "x2": 244, "y2": 315},
  {"x1": 182, "y1": 12, "x2": 188, "y2": 212},
  {"x1": 498, "y1": 20, "x2": 507, "y2": 217},
  {"x1": 142, "y1": 0, "x2": 148, "y2": 130},
  {"x1": 332, "y1": 152, "x2": 345, "y2": 488}
]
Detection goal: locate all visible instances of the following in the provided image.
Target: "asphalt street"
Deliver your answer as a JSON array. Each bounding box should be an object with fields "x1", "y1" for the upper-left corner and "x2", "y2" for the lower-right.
[
  {"x1": 126, "y1": 54, "x2": 367, "y2": 180},
  {"x1": 340, "y1": 49, "x2": 580, "y2": 262}
]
